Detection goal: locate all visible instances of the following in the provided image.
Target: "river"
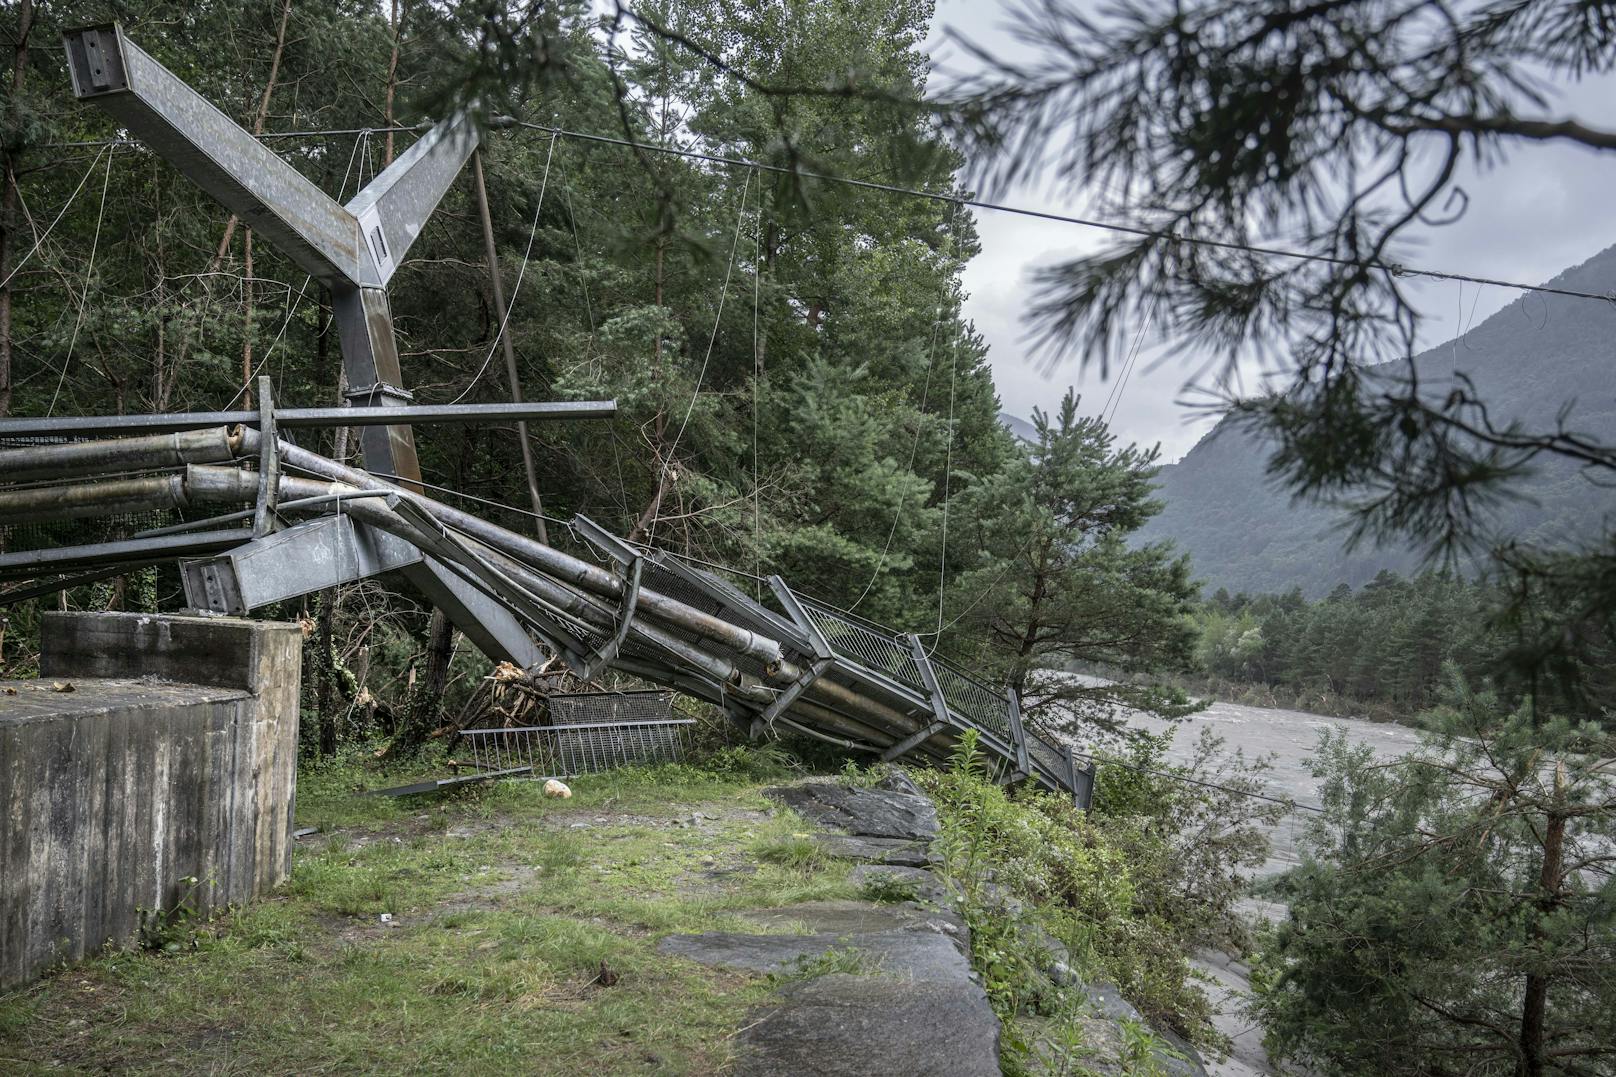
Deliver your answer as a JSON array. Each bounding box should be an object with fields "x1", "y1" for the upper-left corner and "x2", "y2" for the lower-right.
[
  {"x1": 1129, "y1": 698, "x2": 1425, "y2": 875},
  {"x1": 1119, "y1": 697, "x2": 1428, "y2": 1077}
]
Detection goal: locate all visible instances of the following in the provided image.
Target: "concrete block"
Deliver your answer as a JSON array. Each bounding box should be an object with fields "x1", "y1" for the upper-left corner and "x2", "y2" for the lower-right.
[
  {"x1": 39, "y1": 610, "x2": 300, "y2": 692},
  {"x1": 2, "y1": 612, "x2": 300, "y2": 990}
]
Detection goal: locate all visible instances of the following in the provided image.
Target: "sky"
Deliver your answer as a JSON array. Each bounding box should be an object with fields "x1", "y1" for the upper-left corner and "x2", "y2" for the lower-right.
[{"x1": 932, "y1": 0, "x2": 1616, "y2": 461}]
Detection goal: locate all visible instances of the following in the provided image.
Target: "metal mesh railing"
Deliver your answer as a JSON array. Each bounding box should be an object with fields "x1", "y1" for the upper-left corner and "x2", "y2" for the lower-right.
[
  {"x1": 548, "y1": 690, "x2": 672, "y2": 725},
  {"x1": 930, "y1": 657, "x2": 1013, "y2": 744},
  {"x1": 800, "y1": 599, "x2": 926, "y2": 693},
  {"x1": 457, "y1": 718, "x2": 692, "y2": 777},
  {"x1": 1026, "y1": 727, "x2": 1069, "y2": 779}
]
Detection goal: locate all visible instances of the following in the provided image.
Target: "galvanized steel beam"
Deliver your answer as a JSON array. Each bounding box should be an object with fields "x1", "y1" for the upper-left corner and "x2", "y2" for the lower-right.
[
  {"x1": 399, "y1": 558, "x2": 545, "y2": 668},
  {"x1": 345, "y1": 112, "x2": 480, "y2": 287},
  {"x1": 178, "y1": 514, "x2": 423, "y2": 614},
  {"x1": 63, "y1": 24, "x2": 373, "y2": 285},
  {"x1": 0, "y1": 401, "x2": 616, "y2": 438},
  {"x1": 63, "y1": 23, "x2": 488, "y2": 486},
  {"x1": 1005, "y1": 688, "x2": 1032, "y2": 780},
  {"x1": 0, "y1": 529, "x2": 254, "y2": 577},
  {"x1": 880, "y1": 720, "x2": 947, "y2": 763},
  {"x1": 908, "y1": 634, "x2": 956, "y2": 732}
]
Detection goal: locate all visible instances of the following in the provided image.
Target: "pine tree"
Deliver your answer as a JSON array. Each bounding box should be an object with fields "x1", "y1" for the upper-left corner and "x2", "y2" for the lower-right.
[
  {"x1": 951, "y1": 388, "x2": 1198, "y2": 738},
  {"x1": 1256, "y1": 680, "x2": 1616, "y2": 1076}
]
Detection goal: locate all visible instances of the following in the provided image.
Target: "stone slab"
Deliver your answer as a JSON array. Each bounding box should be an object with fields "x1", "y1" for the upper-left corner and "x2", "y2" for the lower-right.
[
  {"x1": 815, "y1": 833, "x2": 937, "y2": 866},
  {"x1": 738, "y1": 972, "x2": 1000, "y2": 1077},
  {"x1": 849, "y1": 864, "x2": 950, "y2": 905},
  {"x1": 766, "y1": 780, "x2": 938, "y2": 841},
  {"x1": 736, "y1": 898, "x2": 964, "y2": 940},
  {"x1": 659, "y1": 922, "x2": 969, "y2": 982}
]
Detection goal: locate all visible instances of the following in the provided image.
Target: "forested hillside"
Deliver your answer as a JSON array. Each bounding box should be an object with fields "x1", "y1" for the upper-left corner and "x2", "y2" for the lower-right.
[
  {"x1": 1, "y1": 0, "x2": 1198, "y2": 744},
  {"x1": 1136, "y1": 243, "x2": 1616, "y2": 596},
  {"x1": 3, "y1": 0, "x2": 1007, "y2": 628}
]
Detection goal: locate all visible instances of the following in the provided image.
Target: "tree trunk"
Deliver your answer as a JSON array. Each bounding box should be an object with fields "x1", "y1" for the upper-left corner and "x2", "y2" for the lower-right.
[
  {"x1": 315, "y1": 590, "x2": 339, "y2": 756},
  {"x1": 1517, "y1": 767, "x2": 1569, "y2": 1077},
  {"x1": 383, "y1": 0, "x2": 404, "y2": 166},
  {"x1": 0, "y1": 0, "x2": 35, "y2": 419},
  {"x1": 1007, "y1": 540, "x2": 1054, "y2": 700},
  {"x1": 388, "y1": 609, "x2": 454, "y2": 757}
]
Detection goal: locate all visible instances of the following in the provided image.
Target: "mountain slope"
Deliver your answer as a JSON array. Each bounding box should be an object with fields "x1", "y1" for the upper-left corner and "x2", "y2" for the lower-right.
[{"x1": 1134, "y1": 243, "x2": 1616, "y2": 597}]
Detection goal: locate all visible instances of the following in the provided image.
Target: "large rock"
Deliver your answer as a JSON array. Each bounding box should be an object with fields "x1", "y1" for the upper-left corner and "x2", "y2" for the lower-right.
[
  {"x1": 814, "y1": 833, "x2": 937, "y2": 867},
  {"x1": 661, "y1": 925, "x2": 972, "y2": 979},
  {"x1": 765, "y1": 777, "x2": 939, "y2": 841},
  {"x1": 849, "y1": 864, "x2": 950, "y2": 905},
  {"x1": 658, "y1": 912, "x2": 967, "y2": 982},
  {"x1": 665, "y1": 770, "x2": 1002, "y2": 1076},
  {"x1": 735, "y1": 898, "x2": 964, "y2": 940},
  {"x1": 737, "y1": 972, "x2": 1000, "y2": 1077}
]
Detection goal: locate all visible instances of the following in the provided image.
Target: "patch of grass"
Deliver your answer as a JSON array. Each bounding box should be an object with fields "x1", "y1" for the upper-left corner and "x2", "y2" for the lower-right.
[
  {"x1": 858, "y1": 871, "x2": 922, "y2": 904},
  {"x1": 768, "y1": 945, "x2": 873, "y2": 983},
  {"x1": 750, "y1": 811, "x2": 827, "y2": 870},
  {"x1": 0, "y1": 759, "x2": 849, "y2": 1075}
]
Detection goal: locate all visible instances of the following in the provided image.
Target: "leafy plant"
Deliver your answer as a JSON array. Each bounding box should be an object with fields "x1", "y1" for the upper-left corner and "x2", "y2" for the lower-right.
[{"x1": 136, "y1": 876, "x2": 202, "y2": 954}]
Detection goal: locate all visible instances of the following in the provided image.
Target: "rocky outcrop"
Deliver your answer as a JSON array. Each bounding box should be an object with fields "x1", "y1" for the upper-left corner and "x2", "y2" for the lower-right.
[
  {"x1": 659, "y1": 769, "x2": 1210, "y2": 1076},
  {"x1": 660, "y1": 773, "x2": 998, "y2": 1076},
  {"x1": 764, "y1": 772, "x2": 939, "y2": 841}
]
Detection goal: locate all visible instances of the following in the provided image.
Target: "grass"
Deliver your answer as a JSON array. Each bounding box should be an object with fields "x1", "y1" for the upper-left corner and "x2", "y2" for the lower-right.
[{"x1": 0, "y1": 753, "x2": 858, "y2": 1075}]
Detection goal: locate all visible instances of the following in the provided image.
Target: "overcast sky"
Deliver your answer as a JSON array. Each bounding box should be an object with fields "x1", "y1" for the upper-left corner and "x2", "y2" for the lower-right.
[{"x1": 932, "y1": 0, "x2": 1616, "y2": 461}]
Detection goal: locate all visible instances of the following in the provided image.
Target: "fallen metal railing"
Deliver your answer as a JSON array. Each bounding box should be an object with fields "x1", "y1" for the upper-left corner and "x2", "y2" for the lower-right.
[{"x1": 457, "y1": 719, "x2": 693, "y2": 777}]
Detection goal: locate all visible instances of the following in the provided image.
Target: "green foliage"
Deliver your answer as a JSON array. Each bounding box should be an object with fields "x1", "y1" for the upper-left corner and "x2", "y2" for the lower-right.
[
  {"x1": 135, "y1": 876, "x2": 202, "y2": 954},
  {"x1": 952, "y1": 388, "x2": 1200, "y2": 737},
  {"x1": 921, "y1": 729, "x2": 1257, "y2": 1045},
  {"x1": 769, "y1": 946, "x2": 872, "y2": 983},
  {"x1": 1188, "y1": 570, "x2": 1616, "y2": 726},
  {"x1": 1253, "y1": 682, "x2": 1616, "y2": 1076},
  {"x1": 750, "y1": 811, "x2": 827, "y2": 871},
  {"x1": 0, "y1": 761, "x2": 856, "y2": 1074},
  {"x1": 857, "y1": 871, "x2": 921, "y2": 905}
]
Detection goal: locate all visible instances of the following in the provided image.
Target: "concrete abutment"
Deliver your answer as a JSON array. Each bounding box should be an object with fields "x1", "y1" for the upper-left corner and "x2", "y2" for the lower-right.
[{"x1": 1, "y1": 612, "x2": 299, "y2": 990}]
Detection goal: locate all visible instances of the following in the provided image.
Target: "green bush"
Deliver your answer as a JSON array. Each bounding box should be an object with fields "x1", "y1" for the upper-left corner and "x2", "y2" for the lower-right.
[{"x1": 919, "y1": 730, "x2": 1226, "y2": 1042}]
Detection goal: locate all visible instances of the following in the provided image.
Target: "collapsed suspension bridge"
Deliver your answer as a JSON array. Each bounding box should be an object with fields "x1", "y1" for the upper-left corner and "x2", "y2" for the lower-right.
[{"x1": 0, "y1": 25, "x2": 1095, "y2": 805}]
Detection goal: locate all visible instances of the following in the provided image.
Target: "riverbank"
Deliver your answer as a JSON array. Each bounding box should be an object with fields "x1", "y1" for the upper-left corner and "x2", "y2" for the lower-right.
[{"x1": 1165, "y1": 673, "x2": 1431, "y2": 728}]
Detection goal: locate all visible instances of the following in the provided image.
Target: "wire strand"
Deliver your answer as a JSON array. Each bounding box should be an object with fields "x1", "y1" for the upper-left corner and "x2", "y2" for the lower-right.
[
  {"x1": 1102, "y1": 293, "x2": 1158, "y2": 426},
  {"x1": 506, "y1": 121, "x2": 1616, "y2": 306},
  {"x1": 752, "y1": 179, "x2": 764, "y2": 599},
  {"x1": 663, "y1": 169, "x2": 754, "y2": 472},
  {"x1": 448, "y1": 130, "x2": 557, "y2": 406},
  {"x1": 0, "y1": 146, "x2": 110, "y2": 293},
  {"x1": 45, "y1": 119, "x2": 1611, "y2": 304},
  {"x1": 46, "y1": 149, "x2": 115, "y2": 416},
  {"x1": 846, "y1": 199, "x2": 965, "y2": 614},
  {"x1": 932, "y1": 274, "x2": 964, "y2": 647},
  {"x1": 222, "y1": 131, "x2": 371, "y2": 411}
]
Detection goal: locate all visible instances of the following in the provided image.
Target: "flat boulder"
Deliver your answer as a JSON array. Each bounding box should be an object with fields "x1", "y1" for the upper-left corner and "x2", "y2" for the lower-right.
[
  {"x1": 736, "y1": 898, "x2": 964, "y2": 941},
  {"x1": 814, "y1": 833, "x2": 936, "y2": 866},
  {"x1": 658, "y1": 920, "x2": 967, "y2": 982},
  {"x1": 737, "y1": 972, "x2": 1000, "y2": 1077},
  {"x1": 849, "y1": 864, "x2": 949, "y2": 905},
  {"x1": 765, "y1": 779, "x2": 938, "y2": 842}
]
